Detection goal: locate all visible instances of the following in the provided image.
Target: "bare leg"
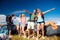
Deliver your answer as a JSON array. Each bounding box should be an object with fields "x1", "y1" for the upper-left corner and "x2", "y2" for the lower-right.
[
  {"x1": 41, "y1": 23, "x2": 44, "y2": 37},
  {"x1": 9, "y1": 30, "x2": 12, "y2": 38},
  {"x1": 32, "y1": 29, "x2": 34, "y2": 38},
  {"x1": 9, "y1": 30, "x2": 11, "y2": 36},
  {"x1": 20, "y1": 27, "x2": 22, "y2": 36},
  {"x1": 16, "y1": 25, "x2": 19, "y2": 34},
  {"x1": 22, "y1": 27, "x2": 26, "y2": 38},
  {"x1": 36, "y1": 24, "x2": 40, "y2": 40},
  {"x1": 28, "y1": 29, "x2": 30, "y2": 39}
]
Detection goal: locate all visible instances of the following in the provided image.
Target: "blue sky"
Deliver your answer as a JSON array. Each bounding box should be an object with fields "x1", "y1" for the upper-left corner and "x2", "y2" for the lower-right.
[{"x1": 0, "y1": 0, "x2": 60, "y2": 21}]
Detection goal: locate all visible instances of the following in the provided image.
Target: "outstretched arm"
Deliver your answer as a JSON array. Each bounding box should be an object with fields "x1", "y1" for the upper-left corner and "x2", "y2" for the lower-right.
[
  {"x1": 23, "y1": 10, "x2": 32, "y2": 14},
  {"x1": 42, "y1": 8, "x2": 55, "y2": 14}
]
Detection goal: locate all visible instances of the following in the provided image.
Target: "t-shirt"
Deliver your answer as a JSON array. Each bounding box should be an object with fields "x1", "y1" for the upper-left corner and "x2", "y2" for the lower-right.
[
  {"x1": 31, "y1": 13, "x2": 35, "y2": 21},
  {"x1": 30, "y1": 13, "x2": 35, "y2": 21},
  {"x1": 12, "y1": 17, "x2": 20, "y2": 25}
]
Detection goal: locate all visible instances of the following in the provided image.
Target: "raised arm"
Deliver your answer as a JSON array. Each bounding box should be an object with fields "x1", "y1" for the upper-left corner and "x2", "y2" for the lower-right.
[
  {"x1": 42, "y1": 8, "x2": 55, "y2": 14},
  {"x1": 23, "y1": 10, "x2": 32, "y2": 14}
]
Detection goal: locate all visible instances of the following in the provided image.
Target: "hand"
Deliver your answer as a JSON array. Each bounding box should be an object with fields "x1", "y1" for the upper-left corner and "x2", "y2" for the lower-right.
[
  {"x1": 23, "y1": 9, "x2": 28, "y2": 12},
  {"x1": 51, "y1": 8, "x2": 55, "y2": 10},
  {"x1": 42, "y1": 8, "x2": 55, "y2": 14}
]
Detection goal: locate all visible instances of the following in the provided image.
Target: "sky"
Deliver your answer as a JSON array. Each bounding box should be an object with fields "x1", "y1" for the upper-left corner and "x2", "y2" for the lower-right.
[{"x1": 0, "y1": 0, "x2": 60, "y2": 21}]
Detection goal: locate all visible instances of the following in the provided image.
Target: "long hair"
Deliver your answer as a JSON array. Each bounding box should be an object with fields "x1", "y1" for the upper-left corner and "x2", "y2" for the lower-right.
[
  {"x1": 41, "y1": 12, "x2": 44, "y2": 20},
  {"x1": 20, "y1": 14, "x2": 25, "y2": 19},
  {"x1": 37, "y1": 8, "x2": 44, "y2": 21}
]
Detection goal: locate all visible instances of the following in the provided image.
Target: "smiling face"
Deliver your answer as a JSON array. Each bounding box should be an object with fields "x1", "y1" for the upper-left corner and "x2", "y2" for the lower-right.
[
  {"x1": 34, "y1": 10, "x2": 36, "y2": 13},
  {"x1": 37, "y1": 9, "x2": 41, "y2": 14},
  {"x1": 21, "y1": 14, "x2": 25, "y2": 17},
  {"x1": 33, "y1": 9, "x2": 37, "y2": 14}
]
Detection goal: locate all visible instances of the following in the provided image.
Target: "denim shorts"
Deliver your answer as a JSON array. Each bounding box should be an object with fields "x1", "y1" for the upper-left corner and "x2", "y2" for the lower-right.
[{"x1": 37, "y1": 21, "x2": 44, "y2": 24}]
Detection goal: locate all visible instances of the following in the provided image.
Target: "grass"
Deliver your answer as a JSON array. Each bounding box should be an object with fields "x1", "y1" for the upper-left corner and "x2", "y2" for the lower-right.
[
  {"x1": 9, "y1": 28, "x2": 60, "y2": 40},
  {"x1": 9, "y1": 30, "x2": 60, "y2": 40},
  {"x1": 9, "y1": 35, "x2": 60, "y2": 40}
]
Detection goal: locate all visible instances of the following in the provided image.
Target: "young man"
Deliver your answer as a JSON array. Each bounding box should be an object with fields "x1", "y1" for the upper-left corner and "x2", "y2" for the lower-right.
[
  {"x1": 6, "y1": 14, "x2": 14, "y2": 38},
  {"x1": 24, "y1": 9, "x2": 37, "y2": 39}
]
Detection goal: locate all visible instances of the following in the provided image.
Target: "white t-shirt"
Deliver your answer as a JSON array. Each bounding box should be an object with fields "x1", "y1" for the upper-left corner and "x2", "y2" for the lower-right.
[{"x1": 12, "y1": 16, "x2": 21, "y2": 25}]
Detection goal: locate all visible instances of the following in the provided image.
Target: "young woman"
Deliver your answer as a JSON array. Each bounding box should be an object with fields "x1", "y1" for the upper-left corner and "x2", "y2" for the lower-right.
[
  {"x1": 36, "y1": 8, "x2": 55, "y2": 40},
  {"x1": 36, "y1": 9, "x2": 45, "y2": 40},
  {"x1": 20, "y1": 14, "x2": 26, "y2": 38}
]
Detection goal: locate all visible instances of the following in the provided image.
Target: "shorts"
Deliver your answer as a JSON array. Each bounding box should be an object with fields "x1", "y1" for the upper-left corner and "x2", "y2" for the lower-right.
[
  {"x1": 20, "y1": 23, "x2": 26, "y2": 28},
  {"x1": 27, "y1": 22, "x2": 34, "y2": 29},
  {"x1": 37, "y1": 21, "x2": 44, "y2": 24},
  {"x1": 7, "y1": 24, "x2": 16, "y2": 30},
  {"x1": 37, "y1": 21, "x2": 44, "y2": 29},
  {"x1": 7, "y1": 25, "x2": 12, "y2": 30}
]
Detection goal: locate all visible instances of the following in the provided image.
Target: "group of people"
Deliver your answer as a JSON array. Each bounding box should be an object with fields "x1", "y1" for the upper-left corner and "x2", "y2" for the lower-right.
[{"x1": 6, "y1": 8, "x2": 57, "y2": 40}]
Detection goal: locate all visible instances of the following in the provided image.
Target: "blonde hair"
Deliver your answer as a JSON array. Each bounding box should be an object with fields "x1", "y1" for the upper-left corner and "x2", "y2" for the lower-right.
[
  {"x1": 22, "y1": 14, "x2": 25, "y2": 17},
  {"x1": 20, "y1": 14, "x2": 25, "y2": 18}
]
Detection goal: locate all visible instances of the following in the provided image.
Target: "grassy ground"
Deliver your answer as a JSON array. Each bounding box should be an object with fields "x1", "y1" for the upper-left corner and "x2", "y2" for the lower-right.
[
  {"x1": 9, "y1": 35, "x2": 60, "y2": 40},
  {"x1": 9, "y1": 30, "x2": 60, "y2": 40},
  {"x1": 9, "y1": 27, "x2": 60, "y2": 40}
]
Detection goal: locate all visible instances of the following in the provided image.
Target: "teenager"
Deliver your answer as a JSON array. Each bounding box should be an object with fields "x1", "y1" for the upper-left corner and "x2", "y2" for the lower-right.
[
  {"x1": 6, "y1": 14, "x2": 14, "y2": 38},
  {"x1": 12, "y1": 16, "x2": 20, "y2": 35},
  {"x1": 36, "y1": 8, "x2": 55, "y2": 40},
  {"x1": 24, "y1": 9, "x2": 37, "y2": 39},
  {"x1": 20, "y1": 14, "x2": 26, "y2": 38}
]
